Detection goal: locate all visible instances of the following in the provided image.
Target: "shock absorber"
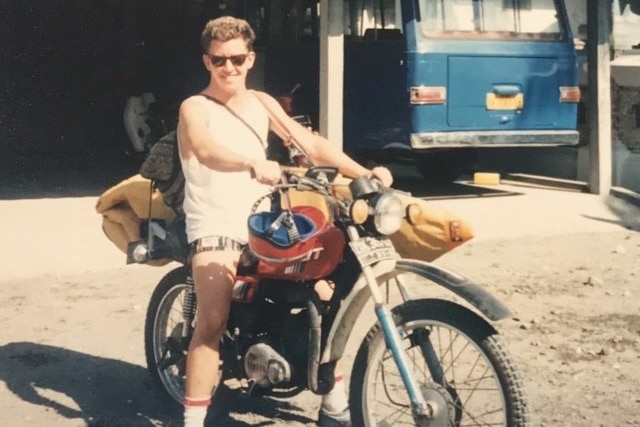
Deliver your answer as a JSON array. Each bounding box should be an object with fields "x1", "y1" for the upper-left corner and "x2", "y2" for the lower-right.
[{"x1": 182, "y1": 271, "x2": 197, "y2": 336}]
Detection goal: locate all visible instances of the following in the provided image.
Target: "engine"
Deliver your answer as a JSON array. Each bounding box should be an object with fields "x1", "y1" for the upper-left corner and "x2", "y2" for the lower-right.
[
  {"x1": 244, "y1": 343, "x2": 291, "y2": 386},
  {"x1": 241, "y1": 308, "x2": 310, "y2": 388}
]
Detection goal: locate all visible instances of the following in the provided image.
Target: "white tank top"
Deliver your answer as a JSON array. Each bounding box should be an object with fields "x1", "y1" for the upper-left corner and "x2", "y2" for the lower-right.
[{"x1": 179, "y1": 94, "x2": 271, "y2": 244}]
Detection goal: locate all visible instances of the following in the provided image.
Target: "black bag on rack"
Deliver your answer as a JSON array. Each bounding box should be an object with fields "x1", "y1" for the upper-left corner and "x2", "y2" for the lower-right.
[{"x1": 139, "y1": 130, "x2": 185, "y2": 216}]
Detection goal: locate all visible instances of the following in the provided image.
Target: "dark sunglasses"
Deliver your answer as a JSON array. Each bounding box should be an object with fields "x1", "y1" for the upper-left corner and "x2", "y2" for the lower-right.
[{"x1": 207, "y1": 53, "x2": 249, "y2": 67}]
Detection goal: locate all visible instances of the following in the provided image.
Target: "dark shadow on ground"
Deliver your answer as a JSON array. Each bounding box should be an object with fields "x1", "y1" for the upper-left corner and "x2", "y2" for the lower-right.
[
  {"x1": 392, "y1": 175, "x2": 523, "y2": 200},
  {"x1": 581, "y1": 194, "x2": 640, "y2": 231},
  {"x1": 0, "y1": 342, "x2": 314, "y2": 427},
  {"x1": 0, "y1": 341, "x2": 172, "y2": 426},
  {"x1": 207, "y1": 386, "x2": 315, "y2": 426}
]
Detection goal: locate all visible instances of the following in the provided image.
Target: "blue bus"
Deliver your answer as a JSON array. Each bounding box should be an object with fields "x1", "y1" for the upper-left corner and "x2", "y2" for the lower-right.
[{"x1": 251, "y1": 0, "x2": 581, "y2": 181}]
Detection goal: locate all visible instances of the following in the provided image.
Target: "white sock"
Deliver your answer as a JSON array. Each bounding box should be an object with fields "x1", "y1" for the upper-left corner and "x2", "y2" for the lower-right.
[
  {"x1": 321, "y1": 375, "x2": 349, "y2": 415},
  {"x1": 183, "y1": 396, "x2": 210, "y2": 427}
]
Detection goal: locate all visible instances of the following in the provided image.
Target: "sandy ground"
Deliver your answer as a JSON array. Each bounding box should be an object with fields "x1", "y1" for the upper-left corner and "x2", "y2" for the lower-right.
[{"x1": 1, "y1": 170, "x2": 640, "y2": 427}]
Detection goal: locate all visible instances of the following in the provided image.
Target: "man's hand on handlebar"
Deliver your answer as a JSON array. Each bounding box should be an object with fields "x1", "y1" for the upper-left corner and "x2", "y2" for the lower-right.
[
  {"x1": 370, "y1": 166, "x2": 393, "y2": 188},
  {"x1": 250, "y1": 159, "x2": 282, "y2": 185}
]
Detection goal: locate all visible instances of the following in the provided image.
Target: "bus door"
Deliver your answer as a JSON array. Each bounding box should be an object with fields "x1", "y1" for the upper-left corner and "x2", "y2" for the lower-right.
[
  {"x1": 343, "y1": 0, "x2": 409, "y2": 155},
  {"x1": 258, "y1": 0, "x2": 408, "y2": 158}
]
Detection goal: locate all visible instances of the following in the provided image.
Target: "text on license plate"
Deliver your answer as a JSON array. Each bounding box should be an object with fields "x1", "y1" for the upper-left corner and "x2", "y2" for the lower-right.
[{"x1": 350, "y1": 238, "x2": 399, "y2": 267}]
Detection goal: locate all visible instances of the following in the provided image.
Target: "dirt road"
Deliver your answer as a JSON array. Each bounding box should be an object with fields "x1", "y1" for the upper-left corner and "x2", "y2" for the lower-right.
[{"x1": 1, "y1": 176, "x2": 639, "y2": 426}]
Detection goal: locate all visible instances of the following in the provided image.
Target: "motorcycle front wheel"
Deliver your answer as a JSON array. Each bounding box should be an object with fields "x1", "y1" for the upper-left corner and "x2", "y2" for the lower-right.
[
  {"x1": 144, "y1": 266, "x2": 192, "y2": 410},
  {"x1": 350, "y1": 298, "x2": 529, "y2": 427}
]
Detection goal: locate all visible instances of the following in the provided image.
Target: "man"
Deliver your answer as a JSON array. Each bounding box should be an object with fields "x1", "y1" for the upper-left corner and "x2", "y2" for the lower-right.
[{"x1": 177, "y1": 16, "x2": 393, "y2": 427}]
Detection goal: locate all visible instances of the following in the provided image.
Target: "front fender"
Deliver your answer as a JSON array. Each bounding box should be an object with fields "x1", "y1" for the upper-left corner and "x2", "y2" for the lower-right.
[
  {"x1": 395, "y1": 259, "x2": 512, "y2": 321},
  {"x1": 321, "y1": 259, "x2": 512, "y2": 364}
]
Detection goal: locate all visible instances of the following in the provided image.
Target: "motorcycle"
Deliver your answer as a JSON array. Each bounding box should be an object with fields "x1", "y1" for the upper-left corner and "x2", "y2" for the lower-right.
[{"x1": 128, "y1": 167, "x2": 530, "y2": 426}]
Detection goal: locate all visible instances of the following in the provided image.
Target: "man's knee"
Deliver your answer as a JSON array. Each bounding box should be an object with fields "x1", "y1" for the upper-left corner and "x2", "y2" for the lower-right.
[{"x1": 194, "y1": 311, "x2": 228, "y2": 341}]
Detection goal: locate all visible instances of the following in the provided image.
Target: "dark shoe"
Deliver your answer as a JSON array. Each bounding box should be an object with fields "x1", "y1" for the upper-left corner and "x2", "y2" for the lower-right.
[{"x1": 317, "y1": 408, "x2": 351, "y2": 427}]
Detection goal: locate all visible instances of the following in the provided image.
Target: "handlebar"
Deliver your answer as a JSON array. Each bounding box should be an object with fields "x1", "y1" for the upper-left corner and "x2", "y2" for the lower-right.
[
  {"x1": 278, "y1": 171, "x2": 328, "y2": 194},
  {"x1": 278, "y1": 167, "x2": 395, "y2": 196}
]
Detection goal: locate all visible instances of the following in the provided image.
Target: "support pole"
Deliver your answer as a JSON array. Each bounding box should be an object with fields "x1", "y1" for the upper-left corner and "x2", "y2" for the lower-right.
[
  {"x1": 319, "y1": 0, "x2": 344, "y2": 149},
  {"x1": 586, "y1": 0, "x2": 612, "y2": 195}
]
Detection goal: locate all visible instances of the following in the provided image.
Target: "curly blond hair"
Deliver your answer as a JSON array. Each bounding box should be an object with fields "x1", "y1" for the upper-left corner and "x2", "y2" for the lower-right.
[{"x1": 200, "y1": 16, "x2": 256, "y2": 53}]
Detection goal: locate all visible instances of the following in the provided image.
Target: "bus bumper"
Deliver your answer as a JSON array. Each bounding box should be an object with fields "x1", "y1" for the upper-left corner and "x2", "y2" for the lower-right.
[{"x1": 410, "y1": 130, "x2": 579, "y2": 149}]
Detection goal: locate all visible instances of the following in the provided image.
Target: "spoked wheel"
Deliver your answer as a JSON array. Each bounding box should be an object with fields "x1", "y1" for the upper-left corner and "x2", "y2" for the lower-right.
[
  {"x1": 144, "y1": 267, "x2": 193, "y2": 409},
  {"x1": 350, "y1": 299, "x2": 529, "y2": 427}
]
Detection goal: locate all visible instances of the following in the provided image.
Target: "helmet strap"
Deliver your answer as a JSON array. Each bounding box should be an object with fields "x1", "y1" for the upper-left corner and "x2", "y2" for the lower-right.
[
  {"x1": 263, "y1": 188, "x2": 300, "y2": 244},
  {"x1": 265, "y1": 210, "x2": 300, "y2": 244}
]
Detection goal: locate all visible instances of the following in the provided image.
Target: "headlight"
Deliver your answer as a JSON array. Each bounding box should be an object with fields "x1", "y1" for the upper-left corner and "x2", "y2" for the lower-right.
[{"x1": 373, "y1": 193, "x2": 404, "y2": 235}]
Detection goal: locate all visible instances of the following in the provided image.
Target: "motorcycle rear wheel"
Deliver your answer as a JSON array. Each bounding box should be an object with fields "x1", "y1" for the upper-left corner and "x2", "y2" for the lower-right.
[
  {"x1": 144, "y1": 267, "x2": 192, "y2": 410},
  {"x1": 350, "y1": 298, "x2": 529, "y2": 427}
]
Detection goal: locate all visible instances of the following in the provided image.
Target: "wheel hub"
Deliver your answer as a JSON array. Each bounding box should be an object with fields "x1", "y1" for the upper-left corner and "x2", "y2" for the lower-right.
[{"x1": 419, "y1": 383, "x2": 457, "y2": 427}]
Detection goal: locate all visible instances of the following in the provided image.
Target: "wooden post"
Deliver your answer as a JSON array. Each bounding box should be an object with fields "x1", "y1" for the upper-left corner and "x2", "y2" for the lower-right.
[
  {"x1": 586, "y1": 0, "x2": 612, "y2": 195},
  {"x1": 319, "y1": 0, "x2": 344, "y2": 149}
]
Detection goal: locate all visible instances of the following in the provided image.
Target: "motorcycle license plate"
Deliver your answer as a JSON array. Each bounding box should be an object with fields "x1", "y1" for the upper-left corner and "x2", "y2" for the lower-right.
[{"x1": 350, "y1": 238, "x2": 399, "y2": 267}]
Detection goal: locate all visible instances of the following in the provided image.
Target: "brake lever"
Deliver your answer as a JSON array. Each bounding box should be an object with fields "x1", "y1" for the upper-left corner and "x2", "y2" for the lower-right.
[
  {"x1": 295, "y1": 175, "x2": 318, "y2": 192},
  {"x1": 282, "y1": 170, "x2": 295, "y2": 182},
  {"x1": 371, "y1": 178, "x2": 411, "y2": 196}
]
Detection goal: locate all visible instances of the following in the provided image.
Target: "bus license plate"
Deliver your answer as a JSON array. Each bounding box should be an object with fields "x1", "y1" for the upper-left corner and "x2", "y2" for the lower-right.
[
  {"x1": 486, "y1": 93, "x2": 523, "y2": 110},
  {"x1": 350, "y1": 238, "x2": 399, "y2": 267}
]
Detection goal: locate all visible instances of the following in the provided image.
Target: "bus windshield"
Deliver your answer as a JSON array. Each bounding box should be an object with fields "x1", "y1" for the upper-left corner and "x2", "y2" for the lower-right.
[{"x1": 417, "y1": 0, "x2": 566, "y2": 41}]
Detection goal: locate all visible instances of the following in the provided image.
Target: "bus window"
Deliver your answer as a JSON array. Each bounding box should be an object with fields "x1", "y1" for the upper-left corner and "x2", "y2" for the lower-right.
[
  {"x1": 419, "y1": 0, "x2": 565, "y2": 41},
  {"x1": 345, "y1": 0, "x2": 402, "y2": 39}
]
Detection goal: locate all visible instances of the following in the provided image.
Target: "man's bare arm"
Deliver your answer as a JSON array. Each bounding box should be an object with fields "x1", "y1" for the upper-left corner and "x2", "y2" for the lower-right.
[
  {"x1": 177, "y1": 96, "x2": 281, "y2": 185},
  {"x1": 255, "y1": 92, "x2": 393, "y2": 186}
]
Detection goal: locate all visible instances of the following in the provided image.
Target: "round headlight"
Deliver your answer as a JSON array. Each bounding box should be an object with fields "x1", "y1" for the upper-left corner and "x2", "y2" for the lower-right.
[
  {"x1": 350, "y1": 199, "x2": 370, "y2": 225},
  {"x1": 373, "y1": 193, "x2": 404, "y2": 235}
]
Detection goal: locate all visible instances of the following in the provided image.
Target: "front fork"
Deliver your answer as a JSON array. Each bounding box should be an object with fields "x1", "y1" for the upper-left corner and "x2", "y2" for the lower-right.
[
  {"x1": 364, "y1": 267, "x2": 436, "y2": 423},
  {"x1": 348, "y1": 227, "x2": 433, "y2": 424}
]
